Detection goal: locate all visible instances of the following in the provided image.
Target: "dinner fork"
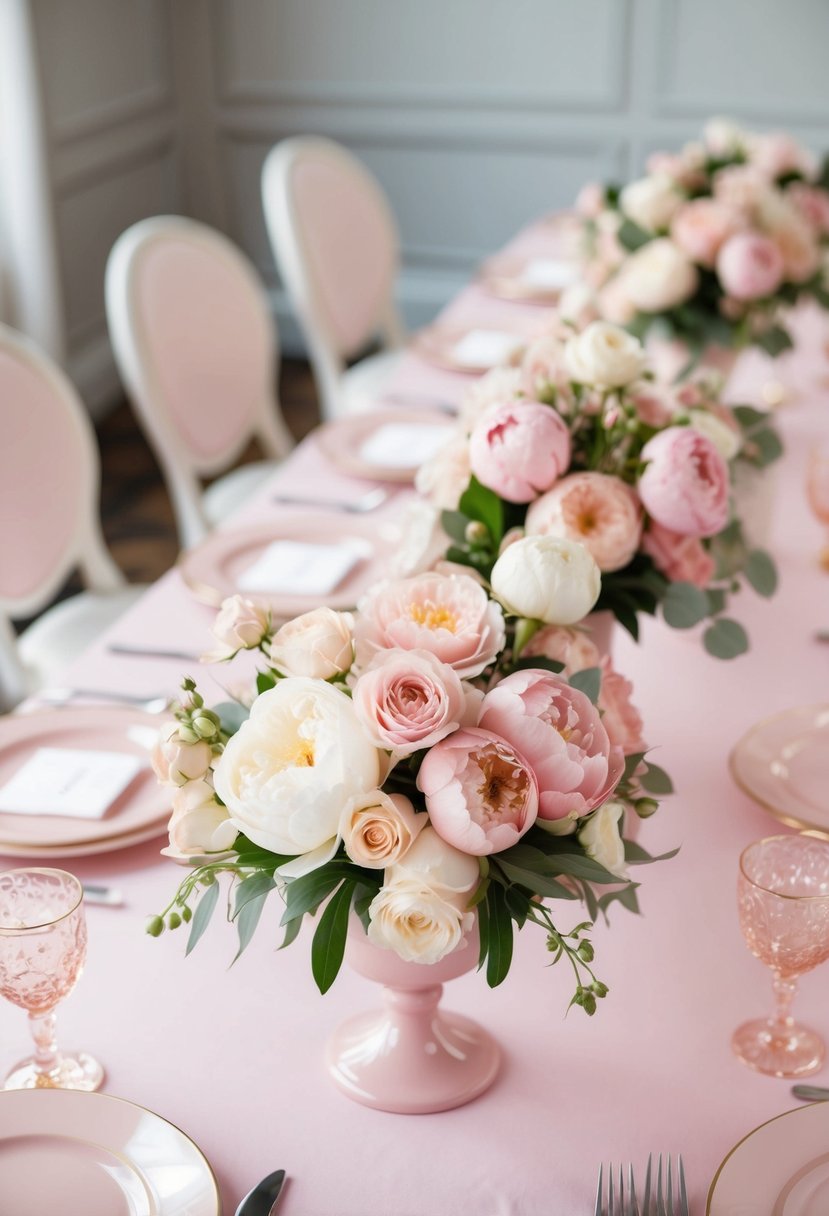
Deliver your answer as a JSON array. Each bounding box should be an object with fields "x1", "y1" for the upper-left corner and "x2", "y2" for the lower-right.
[
  {"x1": 594, "y1": 1163, "x2": 639, "y2": 1216},
  {"x1": 35, "y1": 687, "x2": 171, "y2": 714},
  {"x1": 641, "y1": 1154, "x2": 689, "y2": 1216},
  {"x1": 271, "y1": 487, "x2": 389, "y2": 513}
]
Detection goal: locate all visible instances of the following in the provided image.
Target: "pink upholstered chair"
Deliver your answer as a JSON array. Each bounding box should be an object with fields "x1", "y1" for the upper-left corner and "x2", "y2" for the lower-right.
[
  {"x1": 105, "y1": 216, "x2": 294, "y2": 550},
  {"x1": 261, "y1": 137, "x2": 406, "y2": 422},
  {"x1": 0, "y1": 325, "x2": 143, "y2": 710}
]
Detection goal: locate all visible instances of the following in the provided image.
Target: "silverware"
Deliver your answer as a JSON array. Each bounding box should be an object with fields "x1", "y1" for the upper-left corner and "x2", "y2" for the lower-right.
[
  {"x1": 235, "y1": 1168, "x2": 286, "y2": 1216},
  {"x1": 35, "y1": 688, "x2": 170, "y2": 714},
  {"x1": 380, "y1": 392, "x2": 459, "y2": 416},
  {"x1": 108, "y1": 644, "x2": 202, "y2": 662},
  {"x1": 82, "y1": 884, "x2": 125, "y2": 908},
  {"x1": 643, "y1": 1154, "x2": 688, "y2": 1216},
  {"x1": 272, "y1": 487, "x2": 389, "y2": 513},
  {"x1": 792, "y1": 1083, "x2": 829, "y2": 1101},
  {"x1": 594, "y1": 1162, "x2": 638, "y2": 1216},
  {"x1": 814, "y1": 631, "x2": 829, "y2": 644}
]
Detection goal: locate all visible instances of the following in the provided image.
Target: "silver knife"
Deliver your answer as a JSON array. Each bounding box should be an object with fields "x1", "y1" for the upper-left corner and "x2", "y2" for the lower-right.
[
  {"x1": 108, "y1": 644, "x2": 202, "y2": 662},
  {"x1": 235, "y1": 1169, "x2": 286, "y2": 1216},
  {"x1": 792, "y1": 1084, "x2": 829, "y2": 1101}
]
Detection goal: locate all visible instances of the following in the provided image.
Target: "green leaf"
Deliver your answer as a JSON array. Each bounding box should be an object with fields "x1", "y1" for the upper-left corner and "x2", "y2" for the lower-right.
[
  {"x1": 732, "y1": 404, "x2": 769, "y2": 430},
  {"x1": 703, "y1": 617, "x2": 749, "y2": 660},
  {"x1": 232, "y1": 872, "x2": 276, "y2": 919},
  {"x1": 661, "y1": 581, "x2": 710, "y2": 629},
  {"x1": 744, "y1": 549, "x2": 778, "y2": 597},
  {"x1": 617, "y1": 218, "x2": 651, "y2": 252},
  {"x1": 503, "y1": 885, "x2": 531, "y2": 927},
  {"x1": 440, "y1": 509, "x2": 471, "y2": 545},
  {"x1": 484, "y1": 883, "x2": 513, "y2": 988},
  {"x1": 749, "y1": 428, "x2": 784, "y2": 467},
  {"x1": 459, "y1": 476, "x2": 504, "y2": 546},
  {"x1": 232, "y1": 888, "x2": 271, "y2": 963},
  {"x1": 232, "y1": 835, "x2": 296, "y2": 873},
  {"x1": 281, "y1": 863, "x2": 354, "y2": 925},
  {"x1": 568, "y1": 666, "x2": 601, "y2": 704},
  {"x1": 624, "y1": 841, "x2": 681, "y2": 865},
  {"x1": 622, "y1": 751, "x2": 646, "y2": 782},
  {"x1": 185, "y1": 881, "x2": 220, "y2": 956},
  {"x1": 598, "y1": 883, "x2": 641, "y2": 917},
  {"x1": 530, "y1": 846, "x2": 624, "y2": 885},
  {"x1": 508, "y1": 655, "x2": 565, "y2": 676},
  {"x1": 211, "y1": 700, "x2": 250, "y2": 736},
  {"x1": 639, "y1": 762, "x2": 674, "y2": 795},
  {"x1": 705, "y1": 588, "x2": 727, "y2": 616},
  {"x1": 755, "y1": 325, "x2": 794, "y2": 357},
  {"x1": 476, "y1": 889, "x2": 490, "y2": 970},
  {"x1": 311, "y1": 881, "x2": 355, "y2": 994},
  {"x1": 256, "y1": 671, "x2": 277, "y2": 695},
  {"x1": 278, "y1": 915, "x2": 302, "y2": 950},
  {"x1": 496, "y1": 860, "x2": 578, "y2": 901}
]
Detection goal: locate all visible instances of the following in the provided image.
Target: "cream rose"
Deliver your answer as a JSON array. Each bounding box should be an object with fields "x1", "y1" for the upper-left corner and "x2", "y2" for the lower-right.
[
  {"x1": 340, "y1": 791, "x2": 425, "y2": 869},
  {"x1": 213, "y1": 678, "x2": 381, "y2": 859},
  {"x1": 490, "y1": 535, "x2": 601, "y2": 625},
  {"x1": 563, "y1": 322, "x2": 647, "y2": 390},
  {"x1": 578, "y1": 801, "x2": 628, "y2": 879},
  {"x1": 152, "y1": 721, "x2": 213, "y2": 788},
  {"x1": 161, "y1": 778, "x2": 238, "y2": 863},
  {"x1": 204, "y1": 595, "x2": 270, "y2": 661},
  {"x1": 688, "y1": 410, "x2": 741, "y2": 460},
  {"x1": 620, "y1": 174, "x2": 683, "y2": 233},
  {"x1": 620, "y1": 239, "x2": 699, "y2": 313},
  {"x1": 268, "y1": 607, "x2": 354, "y2": 679}
]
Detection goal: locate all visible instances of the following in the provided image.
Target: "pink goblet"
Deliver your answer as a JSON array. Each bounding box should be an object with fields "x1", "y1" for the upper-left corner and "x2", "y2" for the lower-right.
[
  {"x1": 0, "y1": 868, "x2": 103, "y2": 1090},
  {"x1": 733, "y1": 834, "x2": 829, "y2": 1077}
]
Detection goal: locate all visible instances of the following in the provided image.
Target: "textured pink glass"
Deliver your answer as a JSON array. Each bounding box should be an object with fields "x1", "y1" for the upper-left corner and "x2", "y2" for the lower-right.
[
  {"x1": 0, "y1": 869, "x2": 103, "y2": 1090},
  {"x1": 806, "y1": 449, "x2": 829, "y2": 570},
  {"x1": 733, "y1": 834, "x2": 829, "y2": 1077}
]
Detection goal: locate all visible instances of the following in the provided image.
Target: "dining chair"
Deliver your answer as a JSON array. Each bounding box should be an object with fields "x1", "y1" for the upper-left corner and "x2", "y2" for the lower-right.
[
  {"x1": 105, "y1": 216, "x2": 295, "y2": 550},
  {"x1": 261, "y1": 136, "x2": 406, "y2": 422},
  {"x1": 0, "y1": 324, "x2": 144, "y2": 711}
]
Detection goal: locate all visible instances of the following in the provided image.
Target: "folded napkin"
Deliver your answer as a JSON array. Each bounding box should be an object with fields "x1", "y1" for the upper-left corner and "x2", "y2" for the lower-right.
[
  {"x1": 0, "y1": 748, "x2": 143, "y2": 819},
  {"x1": 452, "y1": 328, "x2": 524, "y2": 368},
  {"x1": 238, "y1": 538, "x2": 369, "y2": 597},
  {"x1": 358, "y1": 422, "x2": 452, "y2": 469},
  {"x1": 520, "y1": 258, "x2": 579, "y2": 291}
]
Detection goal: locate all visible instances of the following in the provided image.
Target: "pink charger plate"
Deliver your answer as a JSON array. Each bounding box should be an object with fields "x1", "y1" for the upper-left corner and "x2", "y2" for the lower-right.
[
  {"x1": 729, "y1": 704, "x2": 829, "y2": 834},
  {"x1": 314, "y1": 407, "x2": 455, "y2": 482},
  {"x1": 410, "y1": 323, "x2": 528, "y2": 374},
  {"x1": 479, "y1": 253, "x2": 579, "y2": 304}
]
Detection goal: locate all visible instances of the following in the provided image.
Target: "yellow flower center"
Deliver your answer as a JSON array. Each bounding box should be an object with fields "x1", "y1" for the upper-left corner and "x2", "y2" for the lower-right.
[{"x1": 408, "y1": 601, "x2": 459, "y2": 632}]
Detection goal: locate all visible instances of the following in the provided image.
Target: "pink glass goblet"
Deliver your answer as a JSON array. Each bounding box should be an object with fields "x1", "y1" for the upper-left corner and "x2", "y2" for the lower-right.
[
  {"x1": 733, "y1": 834, "x2": 829, "y2": 1078},
  {"x1": 0, "y1": 868, "x2": 104, "y2": 1090},
  {"x1": 806, "y1": 448, "x2": 829, "y2": 571}
]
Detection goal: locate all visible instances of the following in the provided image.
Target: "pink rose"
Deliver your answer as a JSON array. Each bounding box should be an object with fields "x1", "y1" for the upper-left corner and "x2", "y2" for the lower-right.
[
  {"x1": 525, "y1": 472, "x2": 642, "y2": 573},
  {"x1": 598, "y1": 658, "x2": 647, "y2": 756},
  {"x1": 351, "y1": 648, "x2": 467, "y2": 756},
  {"x1": 417, "y1": 727, "x2": 538, "y2": 855},
  {"x1": 716, "y1": 233, "x2": 784, "y2": 300},
  {"x1": 750, "y1": 132, "x2": 817, "y2": 182},
  {"x1": 713, "y1": 165, "x2": 768, "y2": 215},
  {"x1": 638, "y1": 428, "x2": 729, "y2": 538},
  {"x1": 268, "y1": 607, "x2": 354, "y2": 679},
  {"x1": 468, "y1": 400, "x2": 571, "y2": 504},
  {"x1": 629, "y1": 388, "x2": 675, "y2": 428},
  {"x1": 479, "y1": 670, "x2": 624, "y2": 822},
  {"x1": 521, "y1": 625, "x2": 601, "y2": 673},
  {"x1": 641, "y1": 521, "x2": 715, "y2": 588},
  {"x1": 671, "y1": 198, "x2": 741, "y2": 268},
  {"x1": 787, "y1": 184, "x2": 829, "y2": 236},
  {"x1": 204, "y1": 595, "x2": 270, "y2": 661},
  {"x1": 355, "y1": 572, "x2": 505, "y2": 679}
]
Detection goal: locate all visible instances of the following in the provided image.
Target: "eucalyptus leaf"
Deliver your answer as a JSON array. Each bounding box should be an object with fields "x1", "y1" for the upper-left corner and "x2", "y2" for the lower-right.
[
  {"x1": 639, "y1": 762, "x2": 674, "y2": 796},
  {"x1": 705, "y1": 588, "x2": 727, "y2": 616},
  {"x1": 598, "y1": 883, "x2": 641, "y2": 918},
  {"x1": 617, "y1": 218, "x2": 651, "y2": 252},
  {"x1": 281, "y1": 863, "x2": 354, "y2": 925},
  {"x1": 232, "y1": 889, "x2": 271, "y2": 963},
  {"x1": 232, "y1": 872, "x2": 276, "y2": 920},
  {"x1": 755, "y1": 325, "x2": 793, "y2": 357},
  {"x1": 311, "y1": 881, "x2": 355, "y2": 994},
  {"x1": 210, "y1": 700, "x2": 250, "y2": 736},
  {"x1": 624, "y1": 841, "x2": 681, "y2": 865},
  {"x1": 484, "y1": 883, "x2": 513, "y2": 988},
  {"x1": 744, "y1": 549, "x2": 778, "y2": 597},
  {"x1": 440, "y1": 509, "x2": 471, "y2": 545},
  {"x1": 732, "y1": 404, "x2": 769, "y2": 430},
  {"x1": 568, "y1": 666, "x2": 601, "y2": 704},
  {"x1": 662, "y1": 581, "x2": 709, "y2": 629},
  {"x1": 703, "y1": 617, "x2": 749, "y2": 660},
  {"x1": 278, "y1": 915, "x2": 302, "y2": 950},
  {"x1": 750, "y1": 428, "x2": 784, "y2": 467},
  {"x1": 185, "y1": 881, "x2": 220, "y2": 957}
]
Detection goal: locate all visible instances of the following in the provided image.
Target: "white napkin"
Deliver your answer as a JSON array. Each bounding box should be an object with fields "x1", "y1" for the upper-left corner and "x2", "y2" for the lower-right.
[
  {"x1": 451, "y1": 329, "x2": 524, "y2": 369},
  {"x1": 521, "y1": 258, "x2": 579, "y2": 291},
  {"x1": 0, "y1": 748, "x2": 143, "y2": 819},
  {"x1": 238, "y1": 539, "x2": 369, "y2": 596},
  {"x1": 358, "y1": 422, "x2": 453, "y2": 469}
]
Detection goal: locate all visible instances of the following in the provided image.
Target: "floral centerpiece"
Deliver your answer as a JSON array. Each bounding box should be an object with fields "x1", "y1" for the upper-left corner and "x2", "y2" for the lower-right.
[
  {"x1": 572, "y1": 118, "x2": 829, "y2": 370},
  {"x1": 149, "y1": 564, "x2": 673, "y2": 1014},
  {"x1": 410, "y1": 320, "x2": 779, "y2": 659}
]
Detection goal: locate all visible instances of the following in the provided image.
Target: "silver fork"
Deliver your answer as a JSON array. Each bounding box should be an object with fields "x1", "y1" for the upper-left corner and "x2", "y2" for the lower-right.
[
  {"x1": 34, "y1": 687, "x2": 171, "y2": 714},
  {"x1": 594, "y1": 1163, "x2": 639, "y2": 1216},
  {"x1": 642, "y1": 1154, "x2": 688, "y2": 1216},
  {"x1": 271, "y1": 487, "x2": 389, "y2": 513}
]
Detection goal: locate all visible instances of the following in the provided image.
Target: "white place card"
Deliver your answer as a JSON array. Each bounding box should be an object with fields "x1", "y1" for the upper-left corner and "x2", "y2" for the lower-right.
[
  {"x1": 521, "y1": 258, "x2": 579, "y2": 291},
  {"x1": 358, "y1": 422, "x2": 452, "y2": 469},
  {"x1": 0, "y1": 748, "x2": 143, "y2": 820},
  {"x1": 452, "y1": 329, "x2": 524, "y2": 369},
  {"x1": 237, "y1": 539, "x2": 368, "y2": 597}
]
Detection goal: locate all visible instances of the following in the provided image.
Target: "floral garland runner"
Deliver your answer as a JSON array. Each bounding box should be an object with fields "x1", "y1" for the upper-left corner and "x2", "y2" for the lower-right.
[
  {"x1": 412, "y1": 319, "x2": 780, "y2": 659},
  {"x1": 149, "y1": 562, "x2": 675, "y2": 1013},
  {"x1": 571, "y1": 118, "x2": 829, "y2": 364}
]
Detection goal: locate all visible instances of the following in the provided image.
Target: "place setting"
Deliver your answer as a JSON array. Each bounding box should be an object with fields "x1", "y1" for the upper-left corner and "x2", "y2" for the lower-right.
[
  {"x1": 409, "y1": 323, "x2": 530, "y2": 374},
  {"x1": 478, "y1": 253, "x2": 581, "y2": 304}
]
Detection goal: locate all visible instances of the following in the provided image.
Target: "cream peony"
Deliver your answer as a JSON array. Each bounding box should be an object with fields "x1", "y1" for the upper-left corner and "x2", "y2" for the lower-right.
[
  {"x1": 268, "y1": 607, "x2": 354, "y2": 680},
  {"x1": 213, "y1": 678, "x2": 381, "y2": 858},
  {"x1": 490, "y1": 535, "x2": 601, "y2": 625},
  {"x1": 563, "y1": 322, "x2": 647, "y2": 390},
  {"x1": 578, "y1": 801, "x2": 628, "y2": 879},
  {"x1": 620, "y1": 174, "x2": 684, "y2": 233},
  {"x1": 619, "y1": 239, "x2": 699, "y2": 314},
  {"x1": 340, "y1": 791, "x2": 425, "y2": 869}
]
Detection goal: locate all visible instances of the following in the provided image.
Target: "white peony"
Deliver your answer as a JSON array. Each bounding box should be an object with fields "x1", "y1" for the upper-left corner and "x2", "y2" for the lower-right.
[
  {"x1": 620, "y1": 174, "x2": 684, "y2": 233},
  {"x1": 620, "y1": 239, "x2": 699, "y2": 314},
  {"x1": 688, "y1": 410, "x2": 741, "y2": 461},
  {"x1": 490, "y1": 535, "x2": 601, "y2": 626},
  {"x1": 564, "y1": 321, "x2": 647, "y2": 389},
  {"x1": 578, "y1": 801, "x2": 628, "y2": 879},
  {"x1": 213, "y1": 678, "x2": 381, "y2": 859}
]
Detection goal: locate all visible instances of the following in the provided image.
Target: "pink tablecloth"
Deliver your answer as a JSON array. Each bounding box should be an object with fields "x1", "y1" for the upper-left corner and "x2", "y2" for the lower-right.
[{"x1": 3, "y1": 222, "x2": 829, "y2": 1215}]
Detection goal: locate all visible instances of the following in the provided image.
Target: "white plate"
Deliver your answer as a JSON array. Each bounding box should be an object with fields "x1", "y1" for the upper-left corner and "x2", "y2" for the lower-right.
[
  {"x1": 315, "y1": 409, "x2": 454, "y2": 483},
  {"x1": 0, "y1": 1088, "x2": 219, "y2": 1216},
  {"x1": 708, "y1": 1102, "x2": 829, "y2": 1214},
  {"x1": 729, "y1": 705, "x2": 829, "y2": 833}
]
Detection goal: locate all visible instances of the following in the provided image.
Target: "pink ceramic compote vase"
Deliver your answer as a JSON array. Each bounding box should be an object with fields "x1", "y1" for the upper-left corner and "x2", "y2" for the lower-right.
[{"x1": 326, "y1": 918, "x2": 500, "y2": 1114}]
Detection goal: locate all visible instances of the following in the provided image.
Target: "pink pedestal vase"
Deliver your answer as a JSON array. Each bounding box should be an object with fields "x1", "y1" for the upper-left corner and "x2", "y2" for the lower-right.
[
  {"x1": 326, "y1": 919, "x2": 500, "y2": 1114},
  {"x1": 583, "y1": 610, "x2": 615, "y2": 661}
]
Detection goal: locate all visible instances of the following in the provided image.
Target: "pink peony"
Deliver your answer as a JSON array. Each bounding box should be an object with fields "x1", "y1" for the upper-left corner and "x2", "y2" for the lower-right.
[
  {"x1": 468, "y1": 399, "x2": 571, "y2": 504},
  {"x1": 479, "y1": 670, "x2": 624, "y2": 822},
  {"x1": 525, "y1": 472, "x2": 642, "y2": 573},
  {"x1": 598, "y1": 658, "x2": 647, "y2": 756},
  {"x1": 671, "y1": 198, "x2": 741, "y2": 268},
  {"x1": 750, "y1": 132, "x2": 817, "y2": 182},
  {"x1": 716, "y1": 233, "x2": 784, "y2": 300},
  {"x1": 417, "y1": 727, "x2": 538, "y2": 855},
  {"x1": 521, "y1": 625, "x2": 601, "y2": 673},
  {"x1": 641, "y1": 521, "x2": 715, "y2": 588},
  {"x1": 351, "y1": 648, "x2": 467, "y2": 757},
  {"x1": 638, "y1": 427, "x2": 729, "y2": 538},
  {"x1": 713, "y1": 165, "x2": 768, "y2": 215},
  {"x1": 355, "y1": 572, "x2": 505, "y2": 679},
  {"x1": 772, "y1": 219, "x2": 821, "y2": 284},
  {"x1": 787, "y1": 183, "x2": 829, "y2": 236}
]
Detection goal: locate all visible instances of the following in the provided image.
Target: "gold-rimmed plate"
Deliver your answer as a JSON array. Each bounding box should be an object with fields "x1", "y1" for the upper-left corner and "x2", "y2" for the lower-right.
[
  {"x1": 479, "y1": 254, "x2": 580, "y2": 304},
  {"x1": 729, "y1": 705, "x2": 829, "y2": 833},
  {"x1": 410, "y1": 324, "x2": 527, "y2": 374},
  {"x1": 0, "y1": 1088, "x2": 219, "y2": 1215},
  {"x1": 708, "y1": 1102, "x2": 829, "y2": 1214}
]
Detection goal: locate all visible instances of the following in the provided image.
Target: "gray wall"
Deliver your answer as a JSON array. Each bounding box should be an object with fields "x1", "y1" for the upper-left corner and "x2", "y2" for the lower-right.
[{"x1": 24, "y1": 0, "x2": 829, "y2": 414}]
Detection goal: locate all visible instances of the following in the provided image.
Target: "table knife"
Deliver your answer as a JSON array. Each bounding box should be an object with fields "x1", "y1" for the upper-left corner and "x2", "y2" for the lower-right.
[
  {"x1": 792, "y1": 1083, "x2": 829, "y2": 1101},
  {"x1": 235, "y1": 1168, "x2": 286, "y2": 1216}
]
